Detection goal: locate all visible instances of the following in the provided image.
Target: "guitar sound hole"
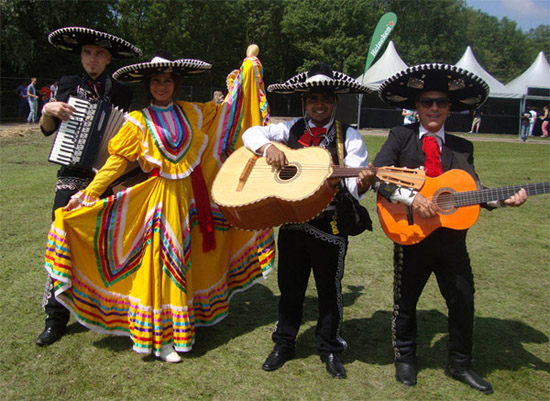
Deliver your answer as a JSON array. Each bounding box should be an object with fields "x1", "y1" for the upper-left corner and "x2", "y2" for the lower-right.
[
  {"x1": 434, "y1": 188, "x2": 457, "y2": 215},
  {"x1": 277, "y1": 164, "x2": 299, "y2": 182}
]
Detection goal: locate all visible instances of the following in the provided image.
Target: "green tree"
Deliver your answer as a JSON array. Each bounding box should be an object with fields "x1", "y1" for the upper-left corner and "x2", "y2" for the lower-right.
[{"x1": 1, "y1": 0, "x2": 123, "y2": 77}]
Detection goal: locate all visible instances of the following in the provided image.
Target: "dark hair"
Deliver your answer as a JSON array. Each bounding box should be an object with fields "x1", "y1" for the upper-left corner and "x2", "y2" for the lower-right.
[{"x1": 143, "y1": 72, "x2": 181, "y2": 105}]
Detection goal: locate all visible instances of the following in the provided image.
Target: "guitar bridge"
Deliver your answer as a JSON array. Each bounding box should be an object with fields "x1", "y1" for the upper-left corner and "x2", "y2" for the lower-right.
[{"x1": 236, "y1": 154, "x2": 259, "y2": 192}]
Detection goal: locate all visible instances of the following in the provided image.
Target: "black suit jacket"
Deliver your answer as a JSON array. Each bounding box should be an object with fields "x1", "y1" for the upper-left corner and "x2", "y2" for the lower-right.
[{"x1": 373, "y1": 123, "x2": 494, "y2": 210}]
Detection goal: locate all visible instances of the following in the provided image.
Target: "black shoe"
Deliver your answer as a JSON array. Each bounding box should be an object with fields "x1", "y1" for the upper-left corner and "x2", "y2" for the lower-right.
[
  {"x1": 321, "y1": 353, "x2": 346, "y2": 379},
  {"x1": 445, "y1": 365, "x2": 493, "y2": 395},
  {"x1": 261, "y1": 347, "x2": 295, "y2": 371},
  {"x1": 395, "y1": 362, "x2": 417, "y2": 386},
  {"x1": 35, "y1": 324, "x2": 66, "y2": 346}
]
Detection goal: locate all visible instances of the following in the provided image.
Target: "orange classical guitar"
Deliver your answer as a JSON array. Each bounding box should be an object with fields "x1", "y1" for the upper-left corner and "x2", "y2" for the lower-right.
[
  {"x1": 377, "y1": 168, "x2": 550, "y2": 245},
  {"x1": 212, "y1": 143, "x2": 425, "y2": 230}
]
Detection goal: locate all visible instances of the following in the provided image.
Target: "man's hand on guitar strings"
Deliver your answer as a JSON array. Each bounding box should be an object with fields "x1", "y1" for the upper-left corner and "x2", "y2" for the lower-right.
[
  {"x1": 261, "y1": 144, "x2": 288, "y2": 169},
  {"x1": 411, "y1": 193, "x2": 438, "y2": 218}
]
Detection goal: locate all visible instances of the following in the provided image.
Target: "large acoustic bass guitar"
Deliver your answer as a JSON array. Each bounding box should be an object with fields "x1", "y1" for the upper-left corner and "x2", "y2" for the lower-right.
[
  {"x1": 377, "y1": 169, "x2": 550, "y2": 245},
  {"x1": 212, "y1": 143, "x2": 425, "y2": 230}
]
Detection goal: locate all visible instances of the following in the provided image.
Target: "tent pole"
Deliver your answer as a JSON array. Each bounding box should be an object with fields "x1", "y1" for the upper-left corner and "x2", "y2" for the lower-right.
[{"x1": 357, "y1": 94, "x2": 363, "y2": 129}]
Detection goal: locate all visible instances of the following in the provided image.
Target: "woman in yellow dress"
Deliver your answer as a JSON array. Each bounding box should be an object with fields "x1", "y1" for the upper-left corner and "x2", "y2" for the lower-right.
[{"x1": 44, "y1": 47, "x2": 274, "y2": 362}]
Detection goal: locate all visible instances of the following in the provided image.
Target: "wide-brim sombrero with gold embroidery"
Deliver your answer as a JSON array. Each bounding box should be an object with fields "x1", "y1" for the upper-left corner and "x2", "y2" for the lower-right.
[
  {"x1": 48, "y1": 26, "x2": 142, "y2": 59},
  {"x1": 379, "y1": 63, "x2": 489, "y2": 111},
  {"x1": 268, "y1": 63, "x2": 372, "y2": 95},
  {"x1": 112, "y1": 52, "x2": 212, "y2": 83}
]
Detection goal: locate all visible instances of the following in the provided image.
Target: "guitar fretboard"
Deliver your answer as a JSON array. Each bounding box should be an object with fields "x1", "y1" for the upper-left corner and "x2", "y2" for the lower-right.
[{"x1": 455, "y1": 182, "x2": 550, "y2": 207}]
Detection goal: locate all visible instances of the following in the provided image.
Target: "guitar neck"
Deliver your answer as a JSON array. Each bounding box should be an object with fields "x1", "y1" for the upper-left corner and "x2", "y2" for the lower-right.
[
  {"x1": 456, "y1": 182, "x2": 550, "y2": 206},
  {"x1": 330, "y1": 166, "x2": 372, "y2": 178}
]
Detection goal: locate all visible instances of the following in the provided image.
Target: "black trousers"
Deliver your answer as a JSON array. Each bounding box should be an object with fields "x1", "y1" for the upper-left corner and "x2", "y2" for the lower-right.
[
  {"x1": 42, "y1": 175, "x2": 92, "y2": 327},
  {"x1": 392, "y1": 228, "x2": 475, "y2": 367},
  {"x1": 272, "y1": 217, "x2": 348, "y2": 357}
]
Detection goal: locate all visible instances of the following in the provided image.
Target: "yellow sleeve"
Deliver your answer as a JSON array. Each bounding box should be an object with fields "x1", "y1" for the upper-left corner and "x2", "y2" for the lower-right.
[
  {"x1": 208, "y1": 55, "x2": 270, "y2": 161},
  {"x1": 72, "y1": 155, "x2": 129, "y2": 205},
  {"x1": 108, "y1": 116, "x2": 144, "y2": 161}
]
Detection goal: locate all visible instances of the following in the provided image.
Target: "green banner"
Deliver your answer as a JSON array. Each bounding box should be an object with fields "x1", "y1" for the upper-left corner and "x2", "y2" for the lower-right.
[{"x1": 364, "y1": 12, "x2": 397, "y2": 73}]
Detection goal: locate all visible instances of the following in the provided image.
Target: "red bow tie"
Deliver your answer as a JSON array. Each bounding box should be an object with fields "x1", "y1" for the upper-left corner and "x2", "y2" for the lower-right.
[{"x1": 298, "y1": 126, "x2": 326, "y2": 147}]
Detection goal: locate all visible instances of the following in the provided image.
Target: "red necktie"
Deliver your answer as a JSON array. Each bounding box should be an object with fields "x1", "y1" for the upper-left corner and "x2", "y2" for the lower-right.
[
  {"x1": 88, "y1": 80, "x2": 102, "y2": 97},
  {"x1": 298, "y1": 126, "x2": 326, "y2": 147},
  {"x1": 422, "y1": 135, "x2": 443, "y2": 177}
]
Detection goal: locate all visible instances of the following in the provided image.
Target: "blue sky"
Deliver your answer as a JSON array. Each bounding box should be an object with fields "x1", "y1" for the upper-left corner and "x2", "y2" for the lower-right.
[{"x1": 465, "y1": 0, "x2": 550, "y2": 31}]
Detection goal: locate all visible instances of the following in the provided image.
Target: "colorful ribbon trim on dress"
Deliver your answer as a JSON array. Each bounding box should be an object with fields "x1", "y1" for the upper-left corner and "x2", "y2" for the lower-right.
[
  {"x1": 143, "y1": 103, "x2": 193, "y2": 164},
  {"x1": 217, "y1": 56, "x2": 269, "y2": 162}
]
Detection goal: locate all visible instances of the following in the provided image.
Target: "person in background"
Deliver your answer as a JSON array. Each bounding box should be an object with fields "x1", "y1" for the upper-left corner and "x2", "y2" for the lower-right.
[
  {"x1": 528, "y1": 107, "x2": 538, "y2": 136},
  {"x1": 49, "y1": 81, "x2": 59, "y2": 101},
  {"x1": 521, "y1": 111, "x2": 531, "y2": 142},
  {"x1": 402, "y1": 108, "x2": 416, "y2": 125},
  {"x1": 43, "y1": 46, "x2": 275, "y2": 362},
  {"x1": 26, "y1": 77, "x2": 39, "y2": 123},
  {"x1": 539, "y1": 105, "x2": 548, "y2": 137},
  {"x1": 36, "y1": 26, "x2": 141, "y2": 347},
  {"x1": 39, "y1": 85, "x2": 51, "y2": 113},
  {"x1": 15, "y1": 79, "x2": 29, "y2": 122},
  {"x1": 243, "y1": 63, "x2": 375, "y2": 379},
  {"x1": 468, "y1": 107, "x2": 482, "y2": 133},
  {"x1": 374, "y1": 64, "x2": 527, "y2": 395}
]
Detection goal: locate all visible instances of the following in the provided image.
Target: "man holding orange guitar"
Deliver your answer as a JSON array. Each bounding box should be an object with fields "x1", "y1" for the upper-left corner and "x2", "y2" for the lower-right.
[
  {"x1": 242, "y1": 63, "x2": 375, "y2": 379},
  {"x1": 373, "y1": 64, "x2": 527, "y2": 394}
]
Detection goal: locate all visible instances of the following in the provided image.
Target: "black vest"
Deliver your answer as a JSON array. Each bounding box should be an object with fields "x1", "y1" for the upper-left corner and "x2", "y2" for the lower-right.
[{"x1": 287, "y1": 119, "x2": 349, "y2": 165}]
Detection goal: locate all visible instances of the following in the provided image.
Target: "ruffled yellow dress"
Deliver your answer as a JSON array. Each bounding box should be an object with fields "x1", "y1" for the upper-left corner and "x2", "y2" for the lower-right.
[{"x1": 44, "y1": 56, "x2": 274, "y2": 356}]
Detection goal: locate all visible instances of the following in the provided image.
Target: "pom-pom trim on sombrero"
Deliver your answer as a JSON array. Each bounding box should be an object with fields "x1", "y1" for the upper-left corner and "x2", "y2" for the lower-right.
[
  {"x1": 112, "y1": 59, "x2": 212, "y2": 83},
  {"x1": 48, "y1": 27, "x2": 142, "y2": 59},
  {"x1": 268, "y1": 70, "x2": 372, "y2": 94},
  {"x1": 378, "y1": 63, "x2": 489, "y2": 111}
]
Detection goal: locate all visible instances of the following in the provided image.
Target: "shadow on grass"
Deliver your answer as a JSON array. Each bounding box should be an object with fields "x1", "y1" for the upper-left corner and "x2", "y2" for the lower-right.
[
  {"x1": 88, "y1": 285, "x2": 548, "y2": 375},
  {"x1": 189, "y1": 282, "x2": 366, "y2": 359},
  {"x1": 182, "y1": 283, "x2": 279, "y2": 358},
  {"x1": 341, "y1": 309, "x2": 549, "y2": 374}
]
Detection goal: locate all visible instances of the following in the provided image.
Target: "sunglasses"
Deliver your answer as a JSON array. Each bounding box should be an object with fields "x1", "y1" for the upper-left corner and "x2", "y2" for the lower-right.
[{"x1": 416, "y1": 97, "x2": 451, "y2": 108}]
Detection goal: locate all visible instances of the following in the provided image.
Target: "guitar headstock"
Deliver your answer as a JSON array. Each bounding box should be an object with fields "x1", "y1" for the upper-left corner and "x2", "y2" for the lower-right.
[{"x1": 376, "y1": 167, "x2": 425, "y2": 190}]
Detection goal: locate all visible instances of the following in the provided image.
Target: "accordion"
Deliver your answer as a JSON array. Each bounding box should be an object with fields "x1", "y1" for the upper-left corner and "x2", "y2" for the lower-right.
[{"x1": 48, "y1": 96, "x2": 126, "y2": 171}]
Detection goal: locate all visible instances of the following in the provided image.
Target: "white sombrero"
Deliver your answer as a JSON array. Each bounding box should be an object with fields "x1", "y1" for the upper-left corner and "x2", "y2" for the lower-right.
[
  {"x1": 112, "y1": 50, "x2": 212, "y2": 83},
  {"x1": 379, "y1": 63, "x2": 489, "y2": 111},
  {"x1": 268, "y1": 63, "x2": 372, "y2": 95},
  {"x1": 48, "y1": 26, "x2": 142, "y2": 59}
]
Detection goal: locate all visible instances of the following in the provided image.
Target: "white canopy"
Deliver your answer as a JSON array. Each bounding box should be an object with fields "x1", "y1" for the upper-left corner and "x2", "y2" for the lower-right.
[
  {"x1": 455, "y1": 46, "x2": 519, "y2": 99},
  {"x1": 506, "y1": 51, "x2": 550, "y2": 96},
  {"x1": 357, "y1": 41, "x2": 408, "y2": 90}
]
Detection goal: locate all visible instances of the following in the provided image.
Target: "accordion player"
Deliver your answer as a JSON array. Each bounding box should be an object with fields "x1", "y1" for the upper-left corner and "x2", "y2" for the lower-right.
[{"x1": 48, "y1": 96, "x2": 127, "y2": 171}]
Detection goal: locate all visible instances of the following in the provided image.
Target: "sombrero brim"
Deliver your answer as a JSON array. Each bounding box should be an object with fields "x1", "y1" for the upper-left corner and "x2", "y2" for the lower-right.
[
  {"x1": 268, "y1": 70, "x2": 372, "y2": 94},
  {"x1": 112, "y1": 59, "x2": 212, "y2": 83},
  {"x1": 379, "y1": 63, "x2": 489, "y2": 111},
  {"x1": 48, "y1": 27, "x2": 142, "y2": 59}
]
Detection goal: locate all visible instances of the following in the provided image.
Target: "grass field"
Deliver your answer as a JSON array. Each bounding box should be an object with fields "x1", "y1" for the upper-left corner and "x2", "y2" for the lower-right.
[{"x1": 0, "y1": 128, "x2": 549, "y2": 401}]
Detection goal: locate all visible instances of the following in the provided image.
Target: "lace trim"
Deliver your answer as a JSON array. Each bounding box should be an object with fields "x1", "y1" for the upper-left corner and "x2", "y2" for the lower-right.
[
  {"x1": 71, "y1": 190, "x2": 99, "y2": 207},
  {"x1": 55, "y1": 177, "x2": 91, "y2": 192},
  {"x1": 280, "y1": 222, "x2": 348, "y2": 351}
]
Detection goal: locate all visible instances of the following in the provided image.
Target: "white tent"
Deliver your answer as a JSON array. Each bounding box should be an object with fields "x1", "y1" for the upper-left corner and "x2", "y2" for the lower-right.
[
  {"x1": 357, "y1": 40, "x2": 408, "y2": 90},
  {"x1": 344, "y1": 40, "x2": 408, "y2": 127},
  {"x1": 506, "y1": 51, "x2": 550, "y2": 96},
  {"x1": 455, "y1": 46, "x2": 519, "y2": 99}
]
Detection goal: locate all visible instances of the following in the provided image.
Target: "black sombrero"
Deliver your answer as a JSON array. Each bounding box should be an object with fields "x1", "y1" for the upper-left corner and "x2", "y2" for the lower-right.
[
  {"x1": 112, "y1": 50, "x2": 212, "y2": 83},
  {"x1": 379, "y1": 63, "x2": 489, "y2": 111},
  {"x1": 268, "y1": 63, "x2": 372, "y2": 95},
  {"x1": 48, "y1": 26, "x2": 142, "y2": 59}
]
